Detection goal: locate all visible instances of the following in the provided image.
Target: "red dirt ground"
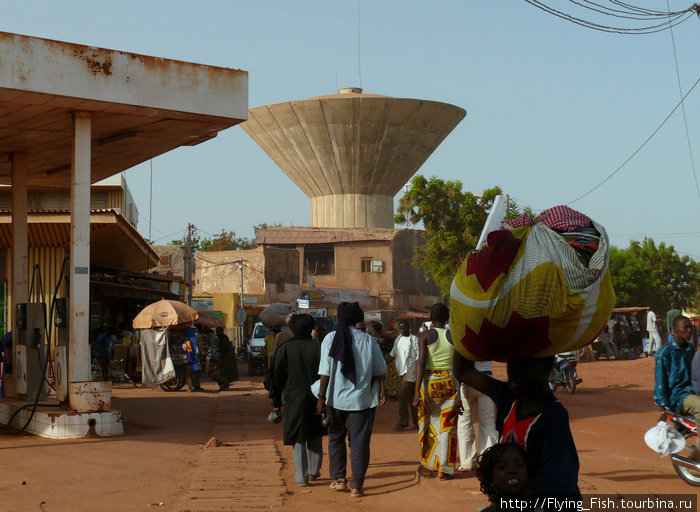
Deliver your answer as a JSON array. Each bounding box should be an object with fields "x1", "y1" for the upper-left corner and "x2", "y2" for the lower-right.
[{"x1": 0, "y1": 357, "x2": 693, "y2": 511}]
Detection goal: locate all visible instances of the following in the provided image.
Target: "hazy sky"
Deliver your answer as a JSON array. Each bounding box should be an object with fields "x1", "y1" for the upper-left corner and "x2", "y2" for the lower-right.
[{"x1": 3, "y1": 1, "x2": 700, "y2": 258}]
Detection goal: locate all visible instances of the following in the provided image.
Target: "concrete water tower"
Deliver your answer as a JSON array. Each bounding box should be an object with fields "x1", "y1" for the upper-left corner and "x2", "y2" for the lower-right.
[{"x1": 241, "y1": 88, "x2": 466, "y2": 229}]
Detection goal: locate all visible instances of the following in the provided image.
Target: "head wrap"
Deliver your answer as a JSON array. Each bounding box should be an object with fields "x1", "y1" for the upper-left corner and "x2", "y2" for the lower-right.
[
  {"x1": 329, "y1": 302, "x2": 364, "y2": 384},
  {"x1": 288, "y1": 314, "x2": 316, "y2": 338}
]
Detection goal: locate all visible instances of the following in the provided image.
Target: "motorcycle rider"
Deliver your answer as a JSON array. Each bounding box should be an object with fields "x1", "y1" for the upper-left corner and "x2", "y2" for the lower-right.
[{"x1": 654, "y1": 315, "x2": 700, "y2": 461}]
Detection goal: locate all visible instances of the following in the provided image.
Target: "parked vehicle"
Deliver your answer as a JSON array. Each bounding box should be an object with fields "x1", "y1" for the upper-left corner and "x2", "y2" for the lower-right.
[
  {"x1": 247, "y1": 322, "x2": 270, "y2": 376},
  {"x1": 663, "y1": 408, "x2": 700, "y2": 486},
  {"x1": 549, "y1": 352, "x2": 581, "y2": 394}
]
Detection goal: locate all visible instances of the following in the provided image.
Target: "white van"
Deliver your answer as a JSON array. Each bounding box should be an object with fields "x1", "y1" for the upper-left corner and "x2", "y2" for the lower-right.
[{"x1": 247, "y1": 322, "x2": 271, "y2": 376}]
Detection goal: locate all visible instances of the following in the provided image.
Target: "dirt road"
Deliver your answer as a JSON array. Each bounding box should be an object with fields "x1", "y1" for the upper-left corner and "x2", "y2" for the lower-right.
[{"x1": 0, "y1": 357, "x2": 692, "y2": 511}]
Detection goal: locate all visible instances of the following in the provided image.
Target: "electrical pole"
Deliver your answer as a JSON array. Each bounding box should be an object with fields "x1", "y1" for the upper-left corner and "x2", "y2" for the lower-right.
[
  {"x1": 186, "y1": 222, "x2": 192, "y2": 305},
  {"x1": 239, "y1": 260, "x2": 244, "y2": 312}
]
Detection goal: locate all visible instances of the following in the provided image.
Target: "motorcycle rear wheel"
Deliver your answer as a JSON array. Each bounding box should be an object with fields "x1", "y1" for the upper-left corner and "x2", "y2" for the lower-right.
[
  {"x1": 674, "y1": 445, "x2": 700, "y2": 486},
  {"x1": 160, "y1": 377, "x2": 186, "y2": 392},
  {"x1": 564, "y1": 368, "x2": 576, "y2": 394},
  {"x1": 674, "y1": 464, "x2": 700, "y2": 486}
]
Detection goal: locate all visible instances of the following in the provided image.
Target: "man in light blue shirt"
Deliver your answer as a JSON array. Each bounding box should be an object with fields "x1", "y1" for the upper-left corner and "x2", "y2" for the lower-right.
[{"x1": 317, "y1": 302, "x2": 386, "y2": 497}]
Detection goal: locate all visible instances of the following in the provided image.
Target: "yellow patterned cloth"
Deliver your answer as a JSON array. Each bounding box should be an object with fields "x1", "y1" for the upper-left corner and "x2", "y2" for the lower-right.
[
  {"x1": 450, "y1": 220, "x2": 615, "y2": 361},
  {"x1": 385, "y1": 361, "x2": 400, "y2": 398},
  {"x1": 418, "y1": 370, "x2": 459, "y2": 475}
]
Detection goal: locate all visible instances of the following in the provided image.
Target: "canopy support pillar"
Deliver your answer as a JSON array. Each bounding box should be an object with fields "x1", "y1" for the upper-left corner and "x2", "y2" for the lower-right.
[
  {"x1": 9, "y1": 152, "x2": 28, "y2": 398},
  {"x1": 68, "y1": 112, "x2": 93, "y2": 406}
]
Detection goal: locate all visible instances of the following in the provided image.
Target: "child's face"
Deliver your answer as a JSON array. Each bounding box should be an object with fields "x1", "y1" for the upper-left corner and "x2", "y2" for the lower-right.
[
  {"x1": 506, "y1": 358, "x2": 549, "y2": 397},
  {"x1": 492, "y1": 447, "x2": 527, "y2": 495}
]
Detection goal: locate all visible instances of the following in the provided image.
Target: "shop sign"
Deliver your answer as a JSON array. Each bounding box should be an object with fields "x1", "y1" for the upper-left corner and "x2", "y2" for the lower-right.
[
  {"x1": 308, "y1": 307, "x2": 327, "y2": 318},
  {"x1": 243, "y1": 296, "x2": 259, "y2": 305},
  {"x1": 192, "y1": 298, "x2": 214, "y2": 311},
  {"x1": 365, "y1": 312, "x2": 381, "y2": 322},
  {"x1": 297, "y1": 299, "x2": 310, "y2": 309}
]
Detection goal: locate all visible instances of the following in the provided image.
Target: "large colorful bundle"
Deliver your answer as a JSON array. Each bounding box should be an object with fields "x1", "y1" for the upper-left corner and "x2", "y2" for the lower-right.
[{"x1": 449, "y1": 206, "x2": 615, "y2": 361}]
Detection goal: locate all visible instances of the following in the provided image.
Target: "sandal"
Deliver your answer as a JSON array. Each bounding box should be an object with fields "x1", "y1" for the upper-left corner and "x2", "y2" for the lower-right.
[
  {"x1": 416, "y1": 465, "x2": 435, "y2": 479},
  {"x1": 437, "y1": 472, "x2": 453, "y2": 481}
]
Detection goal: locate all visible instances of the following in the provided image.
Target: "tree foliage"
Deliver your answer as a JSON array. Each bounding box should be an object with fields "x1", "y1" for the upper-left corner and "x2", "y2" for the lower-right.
[
  {"x1": 609, "y1": 238, "x2": 700, "y2": 312},
  {"x1": 170, "y1": 223, "x2": 281, "y2": 253},
  {"x1": 394, "y1": 175, "x2": 527, "y2": 297}
]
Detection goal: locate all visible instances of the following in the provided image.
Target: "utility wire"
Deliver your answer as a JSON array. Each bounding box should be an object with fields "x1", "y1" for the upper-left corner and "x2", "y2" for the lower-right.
[
  {"x1": 524, "y1": 0, "x2": 698, "y2": 34},
  {"x1": 568, "y1": 73, "x2": 700, "y2": 205},
  {"x1": 572, "y1": 0, "x2": 689, "y2": 20},
  {"x1": 667, "y1": 0, "x2": 700, "y2": 200}
]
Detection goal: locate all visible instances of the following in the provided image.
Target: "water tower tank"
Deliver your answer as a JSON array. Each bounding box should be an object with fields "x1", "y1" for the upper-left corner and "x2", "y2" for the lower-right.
[{"x1": 241, "y1": 88, "x2": 466, "y2": 228}]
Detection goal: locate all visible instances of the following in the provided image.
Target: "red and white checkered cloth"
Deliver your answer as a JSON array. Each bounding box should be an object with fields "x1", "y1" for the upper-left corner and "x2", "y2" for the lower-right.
[{"x1": 503, "y1": 205, "x2": 592, "y2": 232}]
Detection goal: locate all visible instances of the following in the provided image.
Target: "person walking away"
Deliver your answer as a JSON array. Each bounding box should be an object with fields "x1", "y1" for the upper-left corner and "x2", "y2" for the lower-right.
[
  {"x1": 454, "y1": 353, "x2": 581, "y2": 499},
  {"x1": 654, "y1": 315, "x2": 700, "y2": 461},
  {"x1": 647, "y1": 307, "x2": 662, "y2": 354},
  {"x1": 457, "y1": 359, "x2": 497, "y2": 471},
  {"x1": 184, "y1": 324, "x2": 202, "y2": 391},
  {"x1": 269, "y1": 314, "x2": 326, "y2": 487},
  {"x1": 667, "y1": 303, "x2": 682, "y2": 341},
  {"x1": 317, "y1": 302, "x2": 386, "y2": 497},
  {"x1": 215, "y1": 326, "x2": 238, "y2": 390},
  {"x1": 389, "y1": 320, "x2": 419, "y2": 431},
  {"x1": 413, "y1": 303, "x2": 460, "y2": 480},
  {"x1": 95, "y1": 326, "x2": 112, "y2": 380}
]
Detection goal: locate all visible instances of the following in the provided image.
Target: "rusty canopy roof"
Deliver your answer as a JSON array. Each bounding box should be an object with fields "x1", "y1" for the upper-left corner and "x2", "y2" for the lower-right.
[
  {"x1": 0, "y1": 32, "x2": 248, "y2": 187},
  {"x1": 0, "y1": 209, "x2": 159, "y2": 272}
]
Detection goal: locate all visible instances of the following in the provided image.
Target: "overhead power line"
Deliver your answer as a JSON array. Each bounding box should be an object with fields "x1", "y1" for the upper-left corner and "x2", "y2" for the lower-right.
[
  {"x1": 568, "y1": 73, "x2": 700, "y2": 205},
  {"x1": 666, "y1": 0, "x2": 700, "y2": 200},
  {"x1": 523, "y1": 0, "x2": 699, "y2": 34}
]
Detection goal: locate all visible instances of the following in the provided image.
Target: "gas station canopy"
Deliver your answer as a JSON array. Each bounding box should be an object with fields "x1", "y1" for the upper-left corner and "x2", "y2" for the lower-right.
[{"x1": 0, "y1": 32, "x2": 248, "y2": 186}]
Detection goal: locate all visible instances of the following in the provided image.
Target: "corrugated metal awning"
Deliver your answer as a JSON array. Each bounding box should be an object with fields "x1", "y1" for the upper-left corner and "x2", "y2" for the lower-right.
[{"x1": 0, "y1": 209, "x2": 158, "y2": 272}]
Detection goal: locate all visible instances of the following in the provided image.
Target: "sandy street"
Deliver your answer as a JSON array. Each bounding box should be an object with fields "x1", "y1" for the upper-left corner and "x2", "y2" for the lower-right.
[{"x1": 0, "y1": 357, "x2": 694, "y2": 512}]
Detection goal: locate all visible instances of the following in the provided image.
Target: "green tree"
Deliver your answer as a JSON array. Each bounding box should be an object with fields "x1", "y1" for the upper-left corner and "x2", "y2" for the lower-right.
[
  {"x1": 394, "y1": 175, "x2": 526, "y2": 297},
  {"x1": 609, "y1": 238, "x2": 700, "y2": 313},
  {"x1": 200, "y1": 230, "x2": 256, "y2": 252},
  {"x1": 170, "y1": 224, "x2": 282, "y2": 253}
]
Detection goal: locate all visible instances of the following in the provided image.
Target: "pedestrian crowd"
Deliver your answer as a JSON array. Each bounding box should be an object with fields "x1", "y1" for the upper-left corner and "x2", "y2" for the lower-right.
[{"x1": 265, "y1": 300, "x2": 582, "y2": 506}]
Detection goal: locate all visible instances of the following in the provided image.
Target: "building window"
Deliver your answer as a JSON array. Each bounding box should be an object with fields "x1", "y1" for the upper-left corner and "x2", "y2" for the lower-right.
[
  {"x1": 304, "y1": 243, "x2": 335, "y2": 275},
  {"x1": 361, "y1": 258, "x2": 372, "y2": 273}
]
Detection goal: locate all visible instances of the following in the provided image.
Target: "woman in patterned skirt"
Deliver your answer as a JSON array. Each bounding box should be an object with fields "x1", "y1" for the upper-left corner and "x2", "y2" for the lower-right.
[{"x1": 413, "y1": 303, "x2": 460, "y2": 480}]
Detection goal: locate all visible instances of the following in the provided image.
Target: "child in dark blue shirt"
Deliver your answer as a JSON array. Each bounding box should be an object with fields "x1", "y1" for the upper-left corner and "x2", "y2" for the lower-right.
[{"x1": 455, "y1": 354, "x2": 580, "y2": 499}]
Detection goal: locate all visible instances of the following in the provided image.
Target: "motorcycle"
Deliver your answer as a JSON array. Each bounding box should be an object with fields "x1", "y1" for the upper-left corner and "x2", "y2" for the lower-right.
[
  {"x1": 549, "y1": 352, "x2": 581, "y2": 394},
  {"x1": 237, "y1": 346, "x2": 248, "y2": 365},
  {"x1": 663, "y1": 408, "x2": 700, "y2": 486},
  {"x1": 160, "y1": 339, "x2": 188, "y2": 392}
]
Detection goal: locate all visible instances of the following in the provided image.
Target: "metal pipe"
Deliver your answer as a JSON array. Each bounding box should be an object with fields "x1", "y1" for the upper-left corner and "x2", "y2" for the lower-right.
[{"x1": 671, "y1": 453, "x2": 700, "y2": 471}]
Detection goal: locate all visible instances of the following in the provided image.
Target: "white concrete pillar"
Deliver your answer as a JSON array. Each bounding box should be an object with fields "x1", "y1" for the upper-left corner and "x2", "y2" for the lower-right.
[
  {"x1": 10, "y1": 152, "x2": 28, "y2": 398},
  {"x1": 68, "y1": 112, "x2": 91, "y2": 388}
]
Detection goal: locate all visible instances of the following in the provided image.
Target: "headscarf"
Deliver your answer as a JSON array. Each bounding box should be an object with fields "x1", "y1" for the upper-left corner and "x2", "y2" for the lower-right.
[
  {"x1": 288, "y1": 314, "x2": 316, "y2": 338},
  {"x1": 329, "y1": 302, "x2": 364, "y2": 384}
]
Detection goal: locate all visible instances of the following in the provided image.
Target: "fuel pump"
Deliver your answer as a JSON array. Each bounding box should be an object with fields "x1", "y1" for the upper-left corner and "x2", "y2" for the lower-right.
[
  {"x1": 54, "y1": 297, "x2": 69, "y2": 402},
  {"x1": 15, "y1": 303, "x2": 47, "y2": 400}
]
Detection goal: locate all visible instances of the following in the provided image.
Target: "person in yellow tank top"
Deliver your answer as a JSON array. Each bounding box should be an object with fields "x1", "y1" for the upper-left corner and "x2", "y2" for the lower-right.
[{"x1": 413, "y1": 303, "x2": 461, "y2": 480}]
